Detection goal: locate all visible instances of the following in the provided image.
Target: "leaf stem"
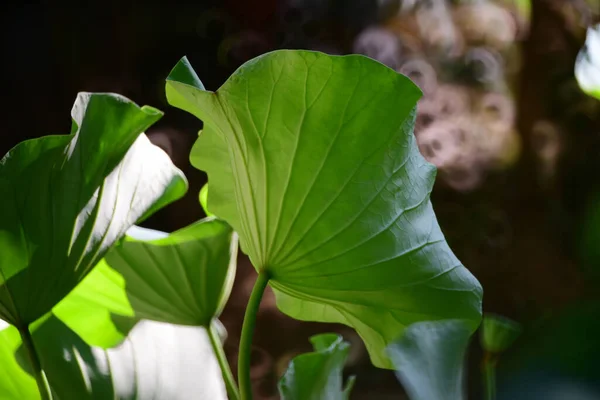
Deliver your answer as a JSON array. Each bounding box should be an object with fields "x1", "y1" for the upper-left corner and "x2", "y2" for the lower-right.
[
  {"x1": 238, "y1": 271, "x2": 270, "y2": 400},
  {"x1": 482, "y1": 353, "x2": 496, "y2": 400},
  {"x1": 208, "y1": 321, "x2": 240, "y2": 400},
  {"x1": 19, "y1": 326, "x2": 52, "y2": 400}
]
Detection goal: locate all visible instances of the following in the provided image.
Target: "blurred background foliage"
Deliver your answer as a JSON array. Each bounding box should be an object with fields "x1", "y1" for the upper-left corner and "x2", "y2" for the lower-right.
[{"x1": 3, "y1": 0, "x2": 600, "y2": 398}]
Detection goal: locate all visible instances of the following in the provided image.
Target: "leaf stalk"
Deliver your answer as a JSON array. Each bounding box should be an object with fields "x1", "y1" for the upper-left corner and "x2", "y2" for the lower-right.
[
  {"x1": 482, "y1": 352, "x2": 497, "y2": 400},
  {"x1": 208, "y1": 321, "x2": 240, "y2": 400},
  {"x1": 238, "y1": 271, "x2": 270, "y2": 400},
  {"x1": 19, "y1": 326, "x2": 52, "y2": 400}
]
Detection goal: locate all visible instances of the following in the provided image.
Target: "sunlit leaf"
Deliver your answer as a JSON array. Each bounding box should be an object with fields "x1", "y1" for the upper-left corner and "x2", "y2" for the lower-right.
[
  {"x1": 387, "y1": 320, "x2": 472, "y2": 400},
  {"x1": 278, "y1": 333, "x2": 354, "y2": 400},
  {"x1": 0, "y1": 316, "x2": 227, "y2": 400},
  {"x1": 0, "y1": 320, "x2": 38, "y2": 399},
  {"x1": 51, "y1": 262, "x2": 137, "y2": 348},
  {"x1": 0, "y1": 93, "x2": 187, "y2": 327},
  {"x1": 53, "y1": 217, "x2": 237, "y2": 346},
  {"x1": 167, "y1": 50, "x2": 482, "y2": 368},
  {"x1": 0, "y1": 215, "x2": 237, "y2": 400}
]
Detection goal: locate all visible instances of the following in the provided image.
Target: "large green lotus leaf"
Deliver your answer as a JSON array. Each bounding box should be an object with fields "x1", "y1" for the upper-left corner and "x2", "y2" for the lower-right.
[
  {"x1": 278, "y1": 333, "x2": 355, "y2": 400},
  {"x1": 387, "y1": 320, "x2": 472, "y2": 400},
  {"x1": 53, "y1": 218, "x2": 237, "y2": 346},
  {"x1": 0, "y1": 93, "x2": 187, "y2": 327},
  {"x1": 0, "y1": 316, "x2": 227, "y2": 400},
  {"x1": 167, "y1": 50, "x2": 483, "y2": 368}
]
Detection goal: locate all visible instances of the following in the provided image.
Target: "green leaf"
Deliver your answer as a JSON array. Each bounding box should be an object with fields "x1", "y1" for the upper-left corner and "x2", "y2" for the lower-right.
[
  {"x1": 0, "y1": 92, "x2": 187, "y2": 327},
  {"x1": 0, "y1": 321, "x2": 38, "y2": 399},
  {"x1": 0, "y1": 214, "x2": 235, "y2": 399},
  {"x1": 576, "y1": 24, "x2": 600, "y2": 100},
  {"x1": 53, "y1": 217, "x2": 238, "y2": 346},
  {"x1": 0, "y1": 214, "x2": 237, "y2": 399},
  {"x1": 167, "y1": 50, "x2": 483, "y2": 368},
  {"x1": 50, "y1": 261, "x2": 137, "y2": 348},
  {"x1": 387, "y1": 320, "x2": 472, "y2": 400},
  {"x1": 103, "y1": 218, "x2": 237, "y2": 326},
  {"x1": 0, "y1": 316, "x2": 228, "y2": 400},
  {"x1": 480, "y1": 313, "x2": 521, "y2": 354},
  {"x1": 278, "y1": 333, "x2": 354, "y2": 400}
]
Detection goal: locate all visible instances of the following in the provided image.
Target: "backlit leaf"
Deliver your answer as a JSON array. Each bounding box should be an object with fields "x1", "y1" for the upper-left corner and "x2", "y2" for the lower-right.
[
  {"x1": 0, "y1": 320, "x2": 37, "y2": 399},
  {"x1": 53, "y1": 218, "x2": 237, "y2": 346},
  {"x1": 0, "y1": 93, "x2": 187, "y2": 327},
  {"x1": 0, "y1": 316, "x2": 227, "y2": 400},
  {"x1": 0, "y1": 214, "x2": 236, "y2": 399},
  {"x1": 167, "y1": 50, "x2": 482, "y2": 368}
]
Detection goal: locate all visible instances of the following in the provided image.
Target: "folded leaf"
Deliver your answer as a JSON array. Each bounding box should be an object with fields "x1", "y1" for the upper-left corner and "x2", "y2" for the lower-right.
[
  {"x1": 387, "y1": 320, "x2": 472, "y2": 400},
  {"x1": 0, "y1": 93, "x2": 187, "y2": 326},
  {"x1": 53, "y1": 218, "x2": 238, "y2": 346},
  {"x1": 167, "y1": 50, "x2": 483, "y2": 368},
  {"x1": 278, "y1": 333, "x2": 354, "y2": 400}
]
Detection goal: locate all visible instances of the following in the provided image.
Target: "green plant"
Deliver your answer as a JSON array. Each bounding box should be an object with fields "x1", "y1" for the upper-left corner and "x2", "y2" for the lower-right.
[
  {"x1": 278, "y1": 333, "x2": 355, "y2": 400},
  {"x1": 480, "y1": 313, "x2": 522, "y2": 400},
  {"x1": 0, "y1": 50, "x2": 483, "y2": 399}
]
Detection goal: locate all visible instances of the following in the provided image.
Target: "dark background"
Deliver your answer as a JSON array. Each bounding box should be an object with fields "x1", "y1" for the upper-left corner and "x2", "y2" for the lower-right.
[{"x1": 3, "y1": 1, "x2": 600, "y2": 398}]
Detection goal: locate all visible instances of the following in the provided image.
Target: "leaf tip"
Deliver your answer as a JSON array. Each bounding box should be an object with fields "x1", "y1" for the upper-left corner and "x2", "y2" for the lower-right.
[
  {"x1": 166, "y1": 56, "x2": 206, "y2": 91},
  {"x1": 141, "y1": 105, "x2": 164, "y2": 117}
]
